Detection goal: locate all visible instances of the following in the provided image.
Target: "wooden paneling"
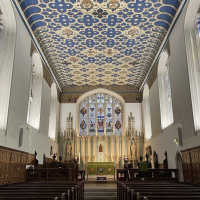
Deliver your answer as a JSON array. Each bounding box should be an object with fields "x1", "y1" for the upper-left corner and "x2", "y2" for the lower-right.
[
  {"x1": 20, "y1": 153, "x2": 27, "y2": 182},
  {"x1": 27, "y1": 153, "x2": 35, "y2": 165},
  {"x1": 190, "y1": 147, "x2": 200, "y2": 184},
  {"x1": 182, "y1": 150, "x2": 192, "y2": 183},
  {"x1": 181, "y1": 146, "x2": 200, "y2": 184},
  {"x1": 0, "y1": 147, "x2": 11, "y2": 185},
  {"x1": 0, "y1": 146, "x2": 29, "y2": 185}
]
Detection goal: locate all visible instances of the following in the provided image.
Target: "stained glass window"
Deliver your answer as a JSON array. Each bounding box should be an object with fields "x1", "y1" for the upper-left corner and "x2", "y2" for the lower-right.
[
  {"x1": 97, "y1": 94, "x2": 104, "y2": 136},
  {"x1": 79, "y1": 93, "x2": 122, "y2": 136},
  {"x1": 114, "y1": 99, "x2": 122, "y2": 136},
  {"x1": 80, "y1": 99, "x2": 87, "y2": 136},
  {"x1": 106, "y1": 95, "x2": 113, "y2": 136},
  {"x1": 89, "y1": 95, "x2": 95, "y2": 136}
]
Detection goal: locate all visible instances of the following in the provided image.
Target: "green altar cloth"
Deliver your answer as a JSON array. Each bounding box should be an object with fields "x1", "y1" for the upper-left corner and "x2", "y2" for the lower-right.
[{"x1": 88, "y1": 162, "x2": 114, "y2": 175}]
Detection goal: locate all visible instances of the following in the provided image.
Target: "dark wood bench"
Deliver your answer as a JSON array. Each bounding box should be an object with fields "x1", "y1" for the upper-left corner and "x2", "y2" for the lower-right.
[
  {"x1": 0, "y1": 181, "x2": 84, "y2": 200},
  {"x1": 26, "y1": 168, "x2": 73, "y2": 182},
  {"x1": 117, "y1": 181, "x2": 200, "y2": 200}
]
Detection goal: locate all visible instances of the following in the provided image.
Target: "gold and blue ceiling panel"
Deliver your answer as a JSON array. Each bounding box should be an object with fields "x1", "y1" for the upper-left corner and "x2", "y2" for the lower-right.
[{"x1": 14, "y1": 0, "x2": 184, "y2": 89}]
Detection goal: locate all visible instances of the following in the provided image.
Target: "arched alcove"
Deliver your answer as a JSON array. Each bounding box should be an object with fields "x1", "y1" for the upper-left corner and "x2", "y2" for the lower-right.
[
  {"x1": 48, "y1": 83, "x2": 57, "y2": 140},
  {"x1": 27, "y1": 52, "x2": 43, "y2": 130},
  {"x1": 175, "y1": 151, "x2": 184, "y2": 182},
  {"x1": 0, "y1": 0, "x2": 16, "y2": 131},
  {"x1": 157, "y1": 50, "x2": 174, "y2": 130}
]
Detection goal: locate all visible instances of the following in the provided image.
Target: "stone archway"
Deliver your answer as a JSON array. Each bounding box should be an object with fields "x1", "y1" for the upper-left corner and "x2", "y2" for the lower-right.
[{"x1": 175, "y1": 151, "x2": 184, "y2": 182}]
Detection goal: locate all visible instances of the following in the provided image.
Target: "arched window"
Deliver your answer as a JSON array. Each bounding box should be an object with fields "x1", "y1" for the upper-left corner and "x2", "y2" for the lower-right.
[
  {"x1": 185, "y1": 0, "x2": 200, "y2": 132},
  {"x1": 27, "y1": 52, "x2": 43, "y2": 130},
  {"x1": 0, "y1": 9, "x2": 3, "y2": 63},
  {"x1": 48, "y1": 83, "x2": 57, "y2": 140},
  {"x1": 0, "y1": 0, "x2": 16, "y2": 131},
  {"x1": 157, "y1": 51, "x2": 174, "y2": 130},
  {"x1": 77, "y1": 89, "x2": 125, "y2": 136},
  {"x1": 143, "y1": 84, "x2": 152, "y2": 140}
]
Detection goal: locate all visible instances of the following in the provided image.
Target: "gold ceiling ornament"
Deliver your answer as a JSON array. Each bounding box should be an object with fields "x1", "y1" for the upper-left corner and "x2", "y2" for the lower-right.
[
  {"x1": 121, "y1": 64, "x2": 131, "y2": 69},
  {"x1": 82, "y1": 48, "x2": 100, "y2": 57},
  {"x1": 76, "y1": 81, "x2": 84, "y2": 85},
  {"x1": 55, "y1": 27, "x2": 78, "y2": 38},
  {"x1": 122, "y1": 26, "x2": 145, "y2": 39},
  {"x1": 118, "y1": 80, "x2": 126, "y2": 85},
  {"x1": 74, "y1": 0, "x2": 126, "y2": 13},
  {"x1": 120, "y1": 70, "x2": 128, "y2": 75},
  {"x1": 87, "y1": 64, "x2": 98, "y2": 69},
  {"x1": 104, "y1": 70, "x2": 113, "y2": 75},
  {"x1": 73, "y1": 70, "x2": 82, "y2": 75},
  {"x1": 102, "y1": 48, "x2": 119, "y2": 57},
  {"x1": 64, "y1": 56, "x2": 80, "y2": 64},
  {"x1": 103, "y1": 64, "x2": 115, "y2": 69},
  {"x1": 89, "y1": 70, "x2": 97, "y2": 75},
  {"x1": 71, "y1": 64, "x2": 81, "y2": 69},
  {"x1": 90, "y1": 81, "x2": 98, "y2": 85}
]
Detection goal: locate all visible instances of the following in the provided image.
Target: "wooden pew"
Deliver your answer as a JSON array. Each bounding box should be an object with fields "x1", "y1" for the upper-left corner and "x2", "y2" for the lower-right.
[
  {"x1": 1, "y1": 181, "x2": 84, "y2": 200},
  {"x1": 117, "y1": 181, "x2": 200, "y2": 200},
  {"x1": 26, "y1": 168, "x2": 73, "y2": 182},
  {"x1": 128, "y1": 168, "x2": 179, "y2": 182}
]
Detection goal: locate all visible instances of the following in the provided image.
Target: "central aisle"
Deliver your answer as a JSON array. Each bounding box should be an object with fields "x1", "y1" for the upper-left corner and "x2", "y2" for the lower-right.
[{"x1": 84, "y1": 181, "x2": 117, "y2": 200}]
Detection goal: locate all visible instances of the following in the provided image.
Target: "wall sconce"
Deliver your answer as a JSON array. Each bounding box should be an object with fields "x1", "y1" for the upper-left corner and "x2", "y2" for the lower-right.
[{"x1": 174, "y1": 138, "x2": 178, "y2": 143}]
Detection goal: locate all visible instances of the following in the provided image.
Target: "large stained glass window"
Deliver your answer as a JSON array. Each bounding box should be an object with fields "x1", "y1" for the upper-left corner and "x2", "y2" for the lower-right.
[
  {"x1": 106, "y1": 95, "x2": 113, "y2": 136},
  {"x1": 80, "y1": 99, "x2": 87, "y2": 136},
  {"x1": 89, "y1": 95, "x2": 95, "y2": 135},
  {"x1": 79, "y1": 93, "x2": 122, "y2": 136},
  {"x1": 114, "y1": 99, "x2": 122, "y2": 136}
]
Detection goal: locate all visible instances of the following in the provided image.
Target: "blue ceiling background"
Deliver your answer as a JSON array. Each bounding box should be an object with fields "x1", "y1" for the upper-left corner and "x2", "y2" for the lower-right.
[{"x1": 16, "y1": 0, "x2": 184, "y2": 90}]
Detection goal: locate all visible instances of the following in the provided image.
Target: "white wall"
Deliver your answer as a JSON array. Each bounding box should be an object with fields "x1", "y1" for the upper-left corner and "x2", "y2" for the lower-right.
[
  {"x1": 40, "y1": 80, "x2": 51, "y2": 137},
  {"x1": 143, "y1": 1, "x2": 197, "y2": 168},
  {"x1": 60, "y1": 102, "x2": 142, "y2": 134},
  {"x1": 0, "y1": 3, "x2": 58, "y2": 164}
]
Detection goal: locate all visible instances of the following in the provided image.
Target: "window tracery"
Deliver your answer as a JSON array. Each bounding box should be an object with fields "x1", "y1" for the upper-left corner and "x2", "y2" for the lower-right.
[
  {"x1": 0, "y1": 0, "x2": 16, "y2": 131},
  {"x1": 79, "y1": 93, "x2": 122, "y2": 136},
  {"x1": 185, "y1": 1, "x2": 200, "y2": 132},
  {"x1": 27, "y1": 52, "x2": 43, "y2": 130},
  {"x1": 48, "y1": 83, "x2": 57, "y2": 140},
  {"x1": 143, "y1": 84, "x2": 152, "y2": 140},
  {"x1": 0, "y1": 9, "x2": 3, "y2": 65},
  {"x1": 158, "y1": 51, "x2": 173, "y2": 130}
]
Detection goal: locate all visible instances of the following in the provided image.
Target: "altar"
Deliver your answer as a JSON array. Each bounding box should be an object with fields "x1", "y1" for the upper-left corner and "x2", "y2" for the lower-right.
[
  {"x1": 87, "y1": 162, "x2": 114, "y2": 180},
  {"x1": 88, "y1": 162, "x2": 114, "y2": 175}
]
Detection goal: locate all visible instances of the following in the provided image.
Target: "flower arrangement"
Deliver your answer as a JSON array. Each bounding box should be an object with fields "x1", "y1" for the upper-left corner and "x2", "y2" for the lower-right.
[
  {"x1": 73, "y1": 155, "x2": 79, "y2": 163},
  {"x1": 123, "y1": 155, "x2": 129, "y2": 163}
]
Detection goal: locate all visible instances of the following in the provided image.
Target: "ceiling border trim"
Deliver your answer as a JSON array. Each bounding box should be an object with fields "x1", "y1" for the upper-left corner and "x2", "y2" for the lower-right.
[
  {"x1": 139, "y1": 0, "x2": 187, "y2": 92},
  {"x1": 11, "y1": 0, "x2": 62, "y2": 92}
]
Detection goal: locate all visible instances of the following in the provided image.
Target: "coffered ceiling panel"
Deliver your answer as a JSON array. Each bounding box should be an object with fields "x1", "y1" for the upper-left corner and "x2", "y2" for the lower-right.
[{"x1": 14, "y1": 0, "x2": 185, "y2": 91}]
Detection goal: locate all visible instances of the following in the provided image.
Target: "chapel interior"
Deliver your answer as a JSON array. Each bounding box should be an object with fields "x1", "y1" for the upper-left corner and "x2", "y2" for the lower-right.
[{"x1": 1, "y1": 0, "x2": 200, "y2": 199}]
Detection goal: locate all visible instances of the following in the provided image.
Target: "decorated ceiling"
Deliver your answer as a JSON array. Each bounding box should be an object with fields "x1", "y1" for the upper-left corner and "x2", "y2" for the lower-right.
[{"x1": 14, "y1": 0, "x2": 185, "y2": 91}]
